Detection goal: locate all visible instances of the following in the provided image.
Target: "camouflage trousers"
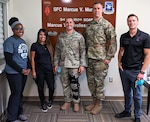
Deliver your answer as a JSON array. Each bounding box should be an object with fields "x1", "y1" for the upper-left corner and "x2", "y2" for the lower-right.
[
  {"x1": 86, "y1": 58, "x2": 109, "y2": 100},
  {"x1": 60, "y1": 67, "x2": 80, "y2": 103}
]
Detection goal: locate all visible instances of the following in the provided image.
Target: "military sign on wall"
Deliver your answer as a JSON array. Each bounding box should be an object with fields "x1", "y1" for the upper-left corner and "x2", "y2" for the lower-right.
[{"x1": 42, "y1": 0, "x2": 116, "y2": 46}]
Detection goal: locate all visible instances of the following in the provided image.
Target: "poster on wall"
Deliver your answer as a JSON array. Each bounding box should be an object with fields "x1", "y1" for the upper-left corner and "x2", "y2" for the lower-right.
[{"x1": 42, "y1": 0, "x2": 116, "y2": 46}]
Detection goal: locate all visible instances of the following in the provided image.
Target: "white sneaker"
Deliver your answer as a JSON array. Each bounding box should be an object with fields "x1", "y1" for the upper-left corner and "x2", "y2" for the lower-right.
[
  {"x1": 47, "y1": 101, "x2": 53, "y2": 109},
  {"x1": 18, "y1": 114, "x2": 28, "y2": 121},
  {"x1": 42, "y1": 103, "x2": 48, "y2": 112}
]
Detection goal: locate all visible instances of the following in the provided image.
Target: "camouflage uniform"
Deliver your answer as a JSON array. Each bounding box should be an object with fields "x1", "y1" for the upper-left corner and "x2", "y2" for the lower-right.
[
  {"x1": 86, "y1": 17, "x2": 117, "y2": 100},
  {"x1": 54, "y1": 31, "x2": 87, "y2": 103}
]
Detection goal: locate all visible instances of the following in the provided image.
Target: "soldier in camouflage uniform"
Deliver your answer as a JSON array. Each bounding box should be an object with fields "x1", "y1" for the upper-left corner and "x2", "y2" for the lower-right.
[
  {"x1": 85, "y1": 2, "x2": 117, "y2": 114},
  {"x1": 54, "y1": 18, "x2": 87, "y2": 112}
]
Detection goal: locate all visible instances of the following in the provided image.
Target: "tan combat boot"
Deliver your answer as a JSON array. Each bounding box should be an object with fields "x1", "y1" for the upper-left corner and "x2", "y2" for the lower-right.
[
  {"x1": 60, "y1": 102, "x2": 71, "y2": 110},
  {"x1": 90, "y1": 99, "x2": 102, "y2": 114},
  {"x1": 74, "y1": 103, "x2": 79, "y2": 112},
  {"x1": 85, "y1": 98, "x2": 96, "y2": 111}
]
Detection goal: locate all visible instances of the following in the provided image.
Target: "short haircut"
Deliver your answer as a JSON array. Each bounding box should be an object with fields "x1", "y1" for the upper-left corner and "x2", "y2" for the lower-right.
[
  {"x1": 65, "y1": 17, "x2": 74, "y2": 22},
  {"x1": 93, "y1": 2, "x2": 103, "y2": 6},
  {"x1": 127, "y1": 14, "x2": 139, "y2": 21}
]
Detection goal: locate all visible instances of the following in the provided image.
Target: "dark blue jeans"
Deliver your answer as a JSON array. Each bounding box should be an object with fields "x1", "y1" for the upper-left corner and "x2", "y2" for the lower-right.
[
  {"x1": 119, "y1": 69, "x2": 142, "y2": 118},
  {"x1": 6, "y1": 73, "x2": 27, "y2": 121}
]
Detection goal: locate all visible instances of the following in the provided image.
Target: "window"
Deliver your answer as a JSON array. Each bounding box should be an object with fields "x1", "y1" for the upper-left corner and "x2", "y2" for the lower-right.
[{"x1": 0, "y1": 0, "x2": 8, "y2": 64}]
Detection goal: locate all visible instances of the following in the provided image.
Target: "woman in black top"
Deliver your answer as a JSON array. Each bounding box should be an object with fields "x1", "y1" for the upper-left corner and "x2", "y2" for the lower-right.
[{"x1": 30, "y1": 29, "x2": 55, "y2": 112}]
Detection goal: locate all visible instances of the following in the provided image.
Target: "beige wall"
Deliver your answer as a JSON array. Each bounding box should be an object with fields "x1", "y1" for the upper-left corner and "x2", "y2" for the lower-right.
[{"x1": 6, "y1": 0, "x2": 150, "y2": 97}]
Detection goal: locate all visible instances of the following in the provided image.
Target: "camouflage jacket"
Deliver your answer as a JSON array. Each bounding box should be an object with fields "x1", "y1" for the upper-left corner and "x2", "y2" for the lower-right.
[
  {"x1": 54, "y1": 31, "x2": 87, "y2": 68},
  {"x1": 85, "y1": 17, "x2": 117, "y2": 60}
]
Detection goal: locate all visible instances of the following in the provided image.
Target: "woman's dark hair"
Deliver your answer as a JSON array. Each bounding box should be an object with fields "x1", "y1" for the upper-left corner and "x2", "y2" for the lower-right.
[
  {"x1": 8, "y1": 17, "x2": 19, "y2": 26},
  {"x1": 36, "y1": 28, "x2": 49, "y2": 43}
]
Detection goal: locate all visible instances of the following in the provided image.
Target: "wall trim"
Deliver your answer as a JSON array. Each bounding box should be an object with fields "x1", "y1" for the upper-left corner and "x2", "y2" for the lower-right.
[{"x1": 23, "y1": 96, "x2": 148, "y2": 102}]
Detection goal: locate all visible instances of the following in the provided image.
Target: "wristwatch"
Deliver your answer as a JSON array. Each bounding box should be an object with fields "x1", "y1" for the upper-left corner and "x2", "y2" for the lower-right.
[{"x1": 139, "y1": 70, "x2": 145, "y2": 74}]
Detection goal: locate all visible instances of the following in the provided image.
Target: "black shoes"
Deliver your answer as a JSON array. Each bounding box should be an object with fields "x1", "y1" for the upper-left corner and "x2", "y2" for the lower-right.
[
  {"x1": 41, "y1": 101, "x2": 53, "y2": 112},
  {"x1": 47, "y1": 101, "x2": 53, "y2": 109},
  {"x1": 115, "y1": 111, "x2": 131, "y2": 118},
  {"x1": 41, "y1": 103, "x2": 48, "y2": 112},
  {"x1": 115, "y1": 110, "x2": 141, "y2": 122},
  {"x1": 134, "y1": 118, "x2": 141, "y2": 122}
]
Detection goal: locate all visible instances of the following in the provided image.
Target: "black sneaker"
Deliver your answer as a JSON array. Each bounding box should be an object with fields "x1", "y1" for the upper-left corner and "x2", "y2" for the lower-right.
[
  {"x1": 42, "y1": 103, "x2": 48, "y2": 112},
  {"x1": 47, "y1": 101, "x2": 53, "y2": 109},
  {"x1": 115, "y1": 110, "x2": 131, "y2": 118}
]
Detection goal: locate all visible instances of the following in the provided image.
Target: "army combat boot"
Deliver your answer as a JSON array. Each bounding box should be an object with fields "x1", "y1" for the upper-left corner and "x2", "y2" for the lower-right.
[
  {"x1": 60, "y1": 102, "x2": 71, "y2": 110},
  {"x1": 74, "y1": 103, "x2": 79, "y2": 112},
  {"x1": 91, "y1": 99, "x2": 102, "y2": 114},
  {"x1": 85, "y1": 97, "x2": 96, "y2": 111}
]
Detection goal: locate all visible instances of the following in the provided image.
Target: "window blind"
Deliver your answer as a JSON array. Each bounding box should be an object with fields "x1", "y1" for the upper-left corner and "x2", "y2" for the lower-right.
[{"x1": 0, "y1": 2, "x2": 4, "y2": 59}]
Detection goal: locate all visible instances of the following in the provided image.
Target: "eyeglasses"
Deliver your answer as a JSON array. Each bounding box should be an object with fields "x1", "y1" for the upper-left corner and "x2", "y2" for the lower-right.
[{"x1": 14, "y1": 27, "x2": 24, "y2": 31}]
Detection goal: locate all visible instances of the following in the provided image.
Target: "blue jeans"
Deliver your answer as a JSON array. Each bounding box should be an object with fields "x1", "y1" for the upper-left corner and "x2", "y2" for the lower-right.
[
  {"x1": 119, "y1": 69, "x2": 142, "y2": 118},
  {"x1": 6, "y1": 73, "x2": 27, "y2": 121}
]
